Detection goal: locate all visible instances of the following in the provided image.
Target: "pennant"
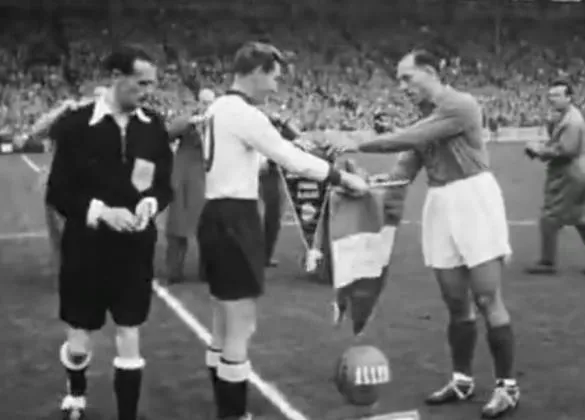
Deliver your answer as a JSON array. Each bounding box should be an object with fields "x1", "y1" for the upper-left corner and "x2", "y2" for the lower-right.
[
  {"x1": 279, "y1": 169, "x2": 331, "y2": 251},
  {"x1": 324, "y1": 177, "x2": 409, "y2": 335}
]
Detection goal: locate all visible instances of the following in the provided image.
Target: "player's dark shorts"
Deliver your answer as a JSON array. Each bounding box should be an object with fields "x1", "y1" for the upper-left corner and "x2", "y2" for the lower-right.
[
  {"x1": 59, "y1": 222, "x2": 157, "y2": 330},
  {"x1": 197, "y1": 198, "x2": 265, "y2": 301}
]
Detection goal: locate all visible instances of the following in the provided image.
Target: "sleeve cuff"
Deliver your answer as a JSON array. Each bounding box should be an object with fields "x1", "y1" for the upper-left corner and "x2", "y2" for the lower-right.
[
  {"x1": 142, "y1": 197, "x2": 158, "y2": 217},
  {"x1": 87, "y1": 199, "x2": 105, "y2": 228}
]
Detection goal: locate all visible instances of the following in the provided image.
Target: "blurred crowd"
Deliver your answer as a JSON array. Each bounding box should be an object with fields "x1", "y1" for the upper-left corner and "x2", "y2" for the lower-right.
[{"x1": 2, "y1": 11, "x2": 585, "y2": 136}]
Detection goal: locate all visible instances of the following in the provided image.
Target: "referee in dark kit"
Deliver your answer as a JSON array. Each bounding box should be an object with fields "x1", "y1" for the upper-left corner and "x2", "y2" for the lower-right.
[{"x1": 46, "y1": 45, "x2": 173, "y2": 420}]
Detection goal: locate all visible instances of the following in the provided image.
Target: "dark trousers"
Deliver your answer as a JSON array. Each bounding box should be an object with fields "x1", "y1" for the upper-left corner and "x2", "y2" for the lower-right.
[
  {"x1": 45, "y1": 203, "x2": 64, "y2": 271},
  {"x1": 166, "y1": 235, "x2": 189, "y2": 279},
  {"x1": 539, "y1": 218, "x2": 585, "y2": 264},
  {"x1": 260, "y1": 167, "x2": 283, "y2": 263}
]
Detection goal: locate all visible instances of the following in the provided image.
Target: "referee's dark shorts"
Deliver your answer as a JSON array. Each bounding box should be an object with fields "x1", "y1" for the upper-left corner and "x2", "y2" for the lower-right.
[
  {"x1": 197, "y1": 199, "x2": 265, "y2": 300},
  {"x1": 59, "y1": 222, "x2": 157, "y2": 330}
]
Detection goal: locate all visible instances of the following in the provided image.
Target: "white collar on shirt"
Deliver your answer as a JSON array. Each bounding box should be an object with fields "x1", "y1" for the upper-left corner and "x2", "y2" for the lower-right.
[{"x1": 88, "y1": 91, "x2": 151, "y2": 126}]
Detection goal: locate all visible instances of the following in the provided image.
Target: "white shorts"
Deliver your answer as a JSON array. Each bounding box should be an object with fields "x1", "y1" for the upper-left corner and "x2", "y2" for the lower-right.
[{"x1": 422, "y1": 172, "x2": 512, "y2": 269}]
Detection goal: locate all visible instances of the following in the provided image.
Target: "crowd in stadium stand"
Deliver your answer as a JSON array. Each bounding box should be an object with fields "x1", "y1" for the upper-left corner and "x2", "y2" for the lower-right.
[{"x1": 1, "y1": 13, "x2": 585, "y2": 138}]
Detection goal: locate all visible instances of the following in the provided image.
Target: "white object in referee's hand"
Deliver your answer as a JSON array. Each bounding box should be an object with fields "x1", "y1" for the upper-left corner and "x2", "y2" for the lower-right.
[{"x1": 135, "y1": 198, "x2": 157, "y2": 231}]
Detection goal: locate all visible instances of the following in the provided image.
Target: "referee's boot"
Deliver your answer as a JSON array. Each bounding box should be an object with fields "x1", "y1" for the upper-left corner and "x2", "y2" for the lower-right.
[
  {"x1": 60, "y1": 395, "x2": 86, "y2": 420},
  {"x1": 425, "y1": 374, "x2": 475, "y2": 405},
  {"x1": 481, "y1": 381, "x2": 520, "y2": 418}
]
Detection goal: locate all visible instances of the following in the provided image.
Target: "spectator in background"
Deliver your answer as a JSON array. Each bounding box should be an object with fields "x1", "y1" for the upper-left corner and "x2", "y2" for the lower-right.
[
  {"x1": 488, "y1": 116, "x2": 499, "y2": 142},
  {"x1": 165, "y1": 88, "x2": 215, "y2": 283},
  {"x1": 524, "y1": 80, "x2": 585, "y2": 274}
]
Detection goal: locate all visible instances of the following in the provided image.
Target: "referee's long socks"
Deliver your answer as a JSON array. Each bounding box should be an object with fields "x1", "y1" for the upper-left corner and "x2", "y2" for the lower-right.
[
  {"x1": 447, "y1": 320, "x2": 477, "y2": 377},
  {"x1": 60, "y1": 342, "x2": 91, "y2": 397},
  {"x1": 486, "y1": 324, "x2": 516, "y2": 382},
  {"x1": 216, "y1": 357, "x2": 250, "y2": 418},
  {"x1": 206, "y1": 347, "x2": 222, "y2": 408},
  {"x1": 113, "y1": 357, "x2": 145, "y2": 420}
]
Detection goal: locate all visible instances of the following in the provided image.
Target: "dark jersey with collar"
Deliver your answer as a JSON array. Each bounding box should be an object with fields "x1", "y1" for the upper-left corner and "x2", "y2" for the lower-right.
[
  {"x1": 387, "y1": 88, "x2": 489, "y2": 187},
  {"x1": 45, "y1": 102, "x2": 173, "y2": 224}
]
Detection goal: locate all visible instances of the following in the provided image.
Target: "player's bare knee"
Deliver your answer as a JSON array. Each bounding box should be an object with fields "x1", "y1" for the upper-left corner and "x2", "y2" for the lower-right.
[
  {"x1": 474, "y1": 292, "x2": 509, "y2": 324},
  {"x1": 66, "y1": 328, "x2": 92, "y2": 354},
  {"x1": 115, "y1": 326, "x2": 141, "y2": 359}
]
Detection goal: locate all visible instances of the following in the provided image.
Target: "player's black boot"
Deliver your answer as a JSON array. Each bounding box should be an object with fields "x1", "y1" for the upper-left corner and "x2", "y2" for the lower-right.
[
  {"x1": 425, "y1": 374, "x2": 475, "y2": 405},
  {"x1": 60, "y1": 395, "x2": 87, "y2": 420}
]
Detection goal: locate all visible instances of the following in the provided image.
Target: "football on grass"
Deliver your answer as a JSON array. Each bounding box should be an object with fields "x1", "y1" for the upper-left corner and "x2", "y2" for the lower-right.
[{"x1": 334, "y1": 345, "x2": 391, "y2": 406}]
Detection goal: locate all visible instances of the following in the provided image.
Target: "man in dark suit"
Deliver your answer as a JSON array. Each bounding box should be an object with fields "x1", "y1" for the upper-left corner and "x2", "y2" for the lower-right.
[
  {"x1": 524, "y1": 80, "x2": 585, "y2": 274},
  {"x1": 165, "y1": 88, "x2": 215, "y2": 283},
  {"x1": 46, "y1": 45, "x2": 173, "y2": 420}
]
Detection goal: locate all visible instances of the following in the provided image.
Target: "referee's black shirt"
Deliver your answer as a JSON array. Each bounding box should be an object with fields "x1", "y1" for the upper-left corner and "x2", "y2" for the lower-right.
[{"x1": 46, "y1": 99, "x2": 173, "y2": 230}]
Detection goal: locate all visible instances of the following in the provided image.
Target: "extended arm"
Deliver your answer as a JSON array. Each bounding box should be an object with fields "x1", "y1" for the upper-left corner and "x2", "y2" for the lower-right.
[
  {"x1": 387, "y1": 150, "x2": 423, "y2": 182},
  {"x1": 237, "y1": 111, "x2": 331, "y2": 182},
  {"x1": 358, "y1": 103, "x2": 467, "y2": 154}
]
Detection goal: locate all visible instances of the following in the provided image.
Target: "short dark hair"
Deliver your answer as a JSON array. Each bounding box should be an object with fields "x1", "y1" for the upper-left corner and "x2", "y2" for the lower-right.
[
  {"x1": 550, "y1": 79, "x2": 573, "y2": 96},
  {"x1": 102, "y1": 45, "x2": 154, "y2": 76},
  {"x1": 232, "y1": 42, "x2": 286, "y2": 76},
  {"x1": 409, "y1": 49, "x2": 442, "y2": 73}
]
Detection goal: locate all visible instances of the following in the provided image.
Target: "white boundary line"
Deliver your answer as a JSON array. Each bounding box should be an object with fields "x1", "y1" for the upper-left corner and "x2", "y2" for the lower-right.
[
  {"x1": 151, "y1": 281, "x2": 310, "y2": 420},
  {"x1": 0, "y1": 231, "x2": 47, "y2": 241},
  {"x1": 18, "y1": 154, "x2": 310, "y2": 420}
]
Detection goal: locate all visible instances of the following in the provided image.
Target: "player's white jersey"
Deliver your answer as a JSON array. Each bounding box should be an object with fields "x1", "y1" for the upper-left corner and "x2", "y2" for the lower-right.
[{"x1": 202, "y1": 93, "x2": 330, "y2": 200}]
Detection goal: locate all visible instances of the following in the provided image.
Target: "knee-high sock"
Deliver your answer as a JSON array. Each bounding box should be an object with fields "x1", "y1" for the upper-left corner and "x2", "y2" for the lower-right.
[
  {"x1": 486, "y1": 324, "x2": 515, "y2": 380},
  {"x1": 206, "y1": 347, "x2": 222, "y2": 408},
  {"x1": 113, "y1": 357, "x2": 145, "y2": 420},
  {"x1": 447, "y1": 320, "x2": 477, "y2": 377},
  {"x1": 216, "y1": 357, "x2": 251, "y2": 418},
  {"x1": 60, "y1": 342, "x2": 91, "y2": 396}
]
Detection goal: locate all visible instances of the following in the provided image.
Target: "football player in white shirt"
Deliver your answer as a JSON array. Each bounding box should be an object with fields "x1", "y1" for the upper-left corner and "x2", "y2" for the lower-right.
[{"x1": 198, "y1": 41, "x2": 368, "y2": 420}]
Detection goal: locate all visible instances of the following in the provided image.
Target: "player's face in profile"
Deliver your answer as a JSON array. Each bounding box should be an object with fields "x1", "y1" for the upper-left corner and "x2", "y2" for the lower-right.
[
  {"x1": 115, "y1": 59, "x2": 157, "y2": 111},
  {"x1": 547, "y1": 86, "x2": 570, "y2": 111},
  {"x1": 397, "y1": 55, "x2": 433, "y2": 104},
  {"x1": 254, "y1": 61, "x2": 282, "y2": 100}
]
